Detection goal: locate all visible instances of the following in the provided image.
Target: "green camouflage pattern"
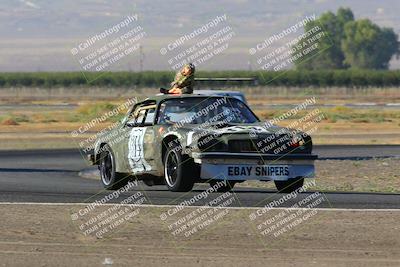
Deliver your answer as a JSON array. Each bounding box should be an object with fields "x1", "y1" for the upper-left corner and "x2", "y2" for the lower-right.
[
  {"x1": 93, "y1": 94, "x2": 313, "y2": 178},
  {"x1": 171, "y1": 72, "x2": 194, "y2": 94}
]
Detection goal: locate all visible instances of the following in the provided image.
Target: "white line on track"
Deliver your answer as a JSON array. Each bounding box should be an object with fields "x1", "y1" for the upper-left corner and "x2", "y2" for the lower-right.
[{"x1": 0, "y1": 202, "x2": 399, "y2": 212}]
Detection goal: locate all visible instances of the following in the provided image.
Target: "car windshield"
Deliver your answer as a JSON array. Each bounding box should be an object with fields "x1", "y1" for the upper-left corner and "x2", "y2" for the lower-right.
[{"x1": 158, "y1": 97, "x2": 258, "y2": 125}]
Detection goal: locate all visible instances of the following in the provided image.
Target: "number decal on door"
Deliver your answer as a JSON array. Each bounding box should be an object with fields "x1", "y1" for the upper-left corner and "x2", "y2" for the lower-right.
[{"x1": 128, "y1": 127, "x2": 151, "y2": 173}]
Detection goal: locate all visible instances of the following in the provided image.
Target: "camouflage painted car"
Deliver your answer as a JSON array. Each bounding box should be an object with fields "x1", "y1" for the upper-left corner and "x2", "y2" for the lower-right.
[{"x1": 90, "y1": 94, "x2": 317, "y2": 193}]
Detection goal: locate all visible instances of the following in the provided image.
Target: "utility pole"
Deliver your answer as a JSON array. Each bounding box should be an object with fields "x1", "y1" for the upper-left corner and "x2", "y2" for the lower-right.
[
  {"x1": 139, "y1": 45, "x2": 144, "y2": 72},
  {"x1": 247, "y1": 60, "x2": 252, "y2": 71}
]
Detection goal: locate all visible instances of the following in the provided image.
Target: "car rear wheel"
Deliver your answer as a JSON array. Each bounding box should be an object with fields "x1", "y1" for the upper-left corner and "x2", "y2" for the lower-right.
[
  {"x1": 164, "y1": 144, "x2": 194, "y2": 192},
  {"x1": 99, "y1": 144, "x2": 129, "y2": 190},
  {"x1": 274, "y1": 178, "x2": 304, "y2": 193},
  {"x1": 209, "y1": 180, "x2": 236, "y2": 192}
]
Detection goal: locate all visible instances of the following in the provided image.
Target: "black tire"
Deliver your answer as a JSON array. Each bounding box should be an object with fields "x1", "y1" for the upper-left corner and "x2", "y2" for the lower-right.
[
  {"x1": 163, "y1": 144, "x2": 194, "y2": 192},
  {"x1": 99, "y1": 144, "x2": 129, "y2": 190},
  {"x1": 209, "y1": 180, "x2": 236, "y2": 192},
  {"x1": 274, "y1": 178, "x2": 304, "y2": 193}
]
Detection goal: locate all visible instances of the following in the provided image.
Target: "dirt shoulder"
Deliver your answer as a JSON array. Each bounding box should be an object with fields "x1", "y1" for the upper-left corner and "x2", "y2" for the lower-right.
[
  {"x1": 240, "y1": 158, "x2": 400, "y2": 193},
  {"x1": 0, "y1": 204, "x2": 399, "y2": 267}
]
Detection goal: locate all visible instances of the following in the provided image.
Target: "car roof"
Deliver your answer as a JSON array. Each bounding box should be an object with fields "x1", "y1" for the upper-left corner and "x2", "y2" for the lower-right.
[
  {"x1": 144, "y1": 93, "x2": 238, "y2": 103},
  {"x1": 194, "y1": 90, "x2": 244, "y2": 95},
  {"x1": 194, "y1": 90, "x2": 246, "y2": 103},
  {"x1": 144, "y1": 90, "x2": 246, "y2": 104}
]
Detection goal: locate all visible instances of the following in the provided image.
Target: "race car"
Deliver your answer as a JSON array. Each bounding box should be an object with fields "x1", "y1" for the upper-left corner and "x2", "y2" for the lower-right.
[{"x1": 89, "y1": 94, "x2": 317, "y2": 193}]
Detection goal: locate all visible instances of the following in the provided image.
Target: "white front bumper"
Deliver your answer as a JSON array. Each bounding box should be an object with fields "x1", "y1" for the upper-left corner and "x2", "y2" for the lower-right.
[
  {"x1": 191, "y1": 152, "x2": 317, "y2": 181},
  {"x1": 200, "y1": 163, "x2": 315, "y2": 181}
]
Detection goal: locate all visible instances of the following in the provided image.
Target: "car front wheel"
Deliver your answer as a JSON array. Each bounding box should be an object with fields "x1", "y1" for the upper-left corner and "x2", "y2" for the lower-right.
[
  {"x1": 99, "y1": 144, "x2": 129, "y2": 190},
  {"x1": 164, "y1": 144, "x2": 194, "y2": 192}
]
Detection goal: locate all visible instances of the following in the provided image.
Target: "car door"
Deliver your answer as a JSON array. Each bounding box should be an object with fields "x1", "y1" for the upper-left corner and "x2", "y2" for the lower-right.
[{"x1": 122, "y1": 103, "x2": 157, "y2": 175}]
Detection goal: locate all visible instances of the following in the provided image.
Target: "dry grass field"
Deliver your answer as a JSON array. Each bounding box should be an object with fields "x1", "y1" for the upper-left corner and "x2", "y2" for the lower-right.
[{"x1": 0, "y1": 86, "x2": 399, "y2": 149}]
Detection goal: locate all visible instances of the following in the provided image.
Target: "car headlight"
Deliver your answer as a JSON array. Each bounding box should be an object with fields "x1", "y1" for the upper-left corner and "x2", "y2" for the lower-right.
[{"x1": 289, "y1": 134, "x2": 305, "y2": 149}]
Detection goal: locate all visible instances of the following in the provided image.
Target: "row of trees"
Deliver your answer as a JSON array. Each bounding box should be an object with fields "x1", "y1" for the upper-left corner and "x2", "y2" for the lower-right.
[
  {"x1": 295, "y1": 7, "x2": 399, "y2": 70},
  {"x1": 2, "y1": 70, "x2": 400, "y2": 88}
]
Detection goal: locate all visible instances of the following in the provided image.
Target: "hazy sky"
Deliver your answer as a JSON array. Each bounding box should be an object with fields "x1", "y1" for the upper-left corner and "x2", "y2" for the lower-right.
[{"x1": 1, "y1": 0, "x2": 399, "y2": 71}]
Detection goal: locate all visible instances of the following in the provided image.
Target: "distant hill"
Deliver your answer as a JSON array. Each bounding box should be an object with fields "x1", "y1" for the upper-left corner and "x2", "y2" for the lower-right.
[{"x1": 1, "y1": 0, "x2": 399, "y2": 71}]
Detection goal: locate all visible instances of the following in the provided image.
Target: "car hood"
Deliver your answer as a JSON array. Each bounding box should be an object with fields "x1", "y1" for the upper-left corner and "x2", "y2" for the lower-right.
[{"x1": 177, "y1": 122, "x2": 298, "y2": 136}]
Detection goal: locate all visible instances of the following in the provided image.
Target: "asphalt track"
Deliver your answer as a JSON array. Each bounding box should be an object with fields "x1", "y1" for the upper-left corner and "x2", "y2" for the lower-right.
[{"x1": 0, "y1": 145, "x2": 399, "y2": 209}]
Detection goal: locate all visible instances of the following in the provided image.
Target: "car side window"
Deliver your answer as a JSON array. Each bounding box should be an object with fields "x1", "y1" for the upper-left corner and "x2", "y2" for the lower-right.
[
  {"x1": 126, "y1": 108, "x2": 138, "y2": 125},
  {"x1": 125, "y1": 102, "x2": 156, "y2": 127},
  {"x1": 143, "y1": 108, "x2": 155, "y2": 125},
  {"x1": 135, "y1": 109, "x2": 147, "y2": 125},
  {"x1": 125, "y1": 107, "x2": 145, "y2": 126},
  {"x1": 128, "y1": 107, "x2": 156, "y2": 126}
]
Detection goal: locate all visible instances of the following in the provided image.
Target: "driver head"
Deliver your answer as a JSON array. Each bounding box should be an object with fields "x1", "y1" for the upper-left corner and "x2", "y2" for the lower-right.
[{"x1": 181, "y1": 63, "x2": 195, "y2": 76}]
